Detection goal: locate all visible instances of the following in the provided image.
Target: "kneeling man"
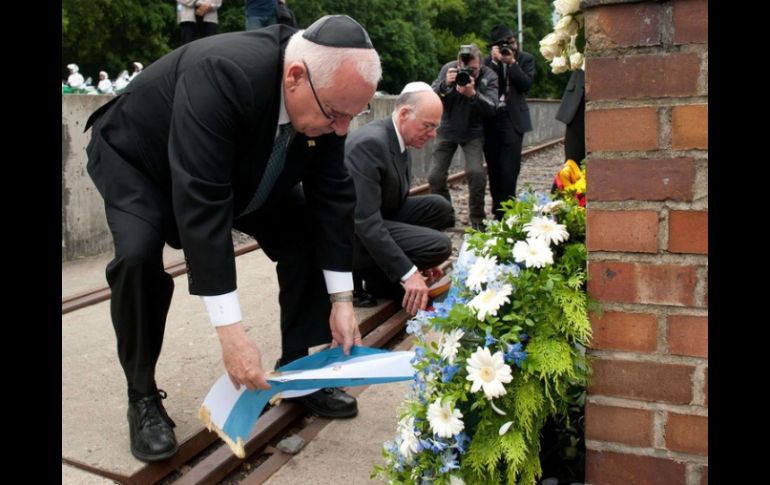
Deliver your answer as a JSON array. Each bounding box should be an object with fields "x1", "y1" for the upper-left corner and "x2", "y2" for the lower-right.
[{"x1": 345, "y1": 82, "x2": 455, "y2": 315}]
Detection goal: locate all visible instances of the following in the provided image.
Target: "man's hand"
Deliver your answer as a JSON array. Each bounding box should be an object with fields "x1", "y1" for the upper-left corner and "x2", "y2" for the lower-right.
[
  {"x1": 195, "y1": 2, "x2": 212, "y2": 16},
  {"x1": 445, "y1": 68, "x2": 458, "y2": 86},
  {"x1": 401, "y1": 271, "x2": 430, "y2": 315},
  {"x1": 491, "y1": 45, "x2": 503, "y2": 63},
  {"x1": 329, "y1": 298, "x2": 362, "y2": 355},
  {"x1": 456, "y1": 75, "x2": 476, "y2": 98},
  {"x1": 216, "y1": 323, "x2": 271, "y2": 391},
  {"x1": 421, "y1": 266, "x2": 444, "y2": 285}
]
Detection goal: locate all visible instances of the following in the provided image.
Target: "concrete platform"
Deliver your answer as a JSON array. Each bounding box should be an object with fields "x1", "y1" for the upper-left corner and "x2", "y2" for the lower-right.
[
  {"x1": 62, "y1": 246, "x2": 391, "y2": 482},
  {"x1": 63, "y1": 464, "x2": 120, "y2": 484}
]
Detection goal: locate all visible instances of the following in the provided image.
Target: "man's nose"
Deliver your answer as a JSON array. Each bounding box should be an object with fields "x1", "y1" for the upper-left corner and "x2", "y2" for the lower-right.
[{"x1": 332, "y1": 117, "x2": 352, "y2": 136}]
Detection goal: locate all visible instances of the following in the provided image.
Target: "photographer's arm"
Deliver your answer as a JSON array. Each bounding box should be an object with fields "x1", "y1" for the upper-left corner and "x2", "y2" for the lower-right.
[
  {"x1": 469, "y1": 69, "x2": 498, "y2": 117},
  {"x1": 432, "y1": 62, "x2": 457, "y2": 97},
  {"x1": 507, "y1": 53, "x2": 534, "y2": 93}
]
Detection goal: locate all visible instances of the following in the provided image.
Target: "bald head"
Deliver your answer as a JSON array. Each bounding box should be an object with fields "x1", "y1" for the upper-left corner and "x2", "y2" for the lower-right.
[{"x1": 394, "y1": 86, "x2": 442, "y2": 149}]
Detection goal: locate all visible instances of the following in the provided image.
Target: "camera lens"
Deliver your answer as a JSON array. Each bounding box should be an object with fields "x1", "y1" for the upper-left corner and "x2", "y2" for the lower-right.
[
  {"x1": 501, "y1": 47, "x2": 512, "y2": 56},
  {"x1": 456, "y1": 71, "x2": 471, "y2": 86}
]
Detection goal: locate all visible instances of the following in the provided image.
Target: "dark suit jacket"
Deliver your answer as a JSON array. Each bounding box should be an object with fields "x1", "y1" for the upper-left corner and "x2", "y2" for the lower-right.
[
  {"x1": 556, "y1": 68, "x2": 585, "y2": 124},
  {"x1": 344, "y1": 118, "x2": 413, "y2": 282},
  {"x1": 86, "y1": 24, "x2": 355, "y2": 296},
  {"x1": 484, "y1": 50, "x2": 535, "y2": 134}
]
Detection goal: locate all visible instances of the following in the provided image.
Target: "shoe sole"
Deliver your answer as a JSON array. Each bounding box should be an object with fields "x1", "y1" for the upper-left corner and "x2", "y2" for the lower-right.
[{"x1": 130, "y1": 443, "x2": 179, "y2": 463}]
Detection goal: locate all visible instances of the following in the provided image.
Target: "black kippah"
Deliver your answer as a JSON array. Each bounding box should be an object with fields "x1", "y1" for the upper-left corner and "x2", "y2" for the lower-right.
[{"x1": 302, "y1": 15, "x2": 374, "y2": 49}]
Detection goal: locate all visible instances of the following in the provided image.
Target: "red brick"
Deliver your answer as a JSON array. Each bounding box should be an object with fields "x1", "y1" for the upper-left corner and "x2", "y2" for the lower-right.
[
  {"x1": 667, "y1": 315, "x2": 708, "y2": 357},
  {"x1": 588, "y1": 54, "x2": 700, "y2": 100},
  {"x1": 587, "y1": 210, "x2": 659, "y2": 253},
  {"x1": 585, "y1": 3, "x2": 661, "y2": 49},
  {"x1": 589, "y1": 358, "x2": 694, "y2": 404},
  {"x1": 703, "y1": 367, "x2": 708, "y2": 405},
  {"x1": 585, "y1": 403, "x2": 654, "y2": 446},
  {"x1": 672, "y1": 105, "x2": 708, "y2": 149},
  {"x1": 669, "y1": 210, "x2": 708, "y2": 254},
  {"x1": 588, "y1": 261, "x2": 698, "y2": 306},
  {"x1": 701, "y1": 465, "x2": 708, "y2": 485},
  {"x1": 586, "y1": 450, "x2": 686, "y2": 485},
  {"x1": 588, "y1": 158, "x2": 695, "y2": 202},
  {"x1": 586, "y1": 108, "x2": 659, "y2": 152},
  {"x1": 674, "y1": 0, "x2": 708, "y2": 44},
  {"x1": 665, "y1": 412, "x2": 708, "y2": 454},
  {"x1": 590, "y1": 310, "x2": 657, "y2": 352}
]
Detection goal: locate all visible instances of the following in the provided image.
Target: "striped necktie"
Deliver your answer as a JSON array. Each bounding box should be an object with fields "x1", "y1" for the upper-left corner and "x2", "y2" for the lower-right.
[{"x1": 239, "y1": 123, "x2": 294, "y2": 217}]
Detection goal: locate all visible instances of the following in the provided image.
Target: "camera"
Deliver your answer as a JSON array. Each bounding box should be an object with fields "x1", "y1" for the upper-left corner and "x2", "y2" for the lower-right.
[
  {"x1": 455, "y1": 67, "x2": 474, "y2": 86},
  {"x1": 499, "y1": 43, "x2": 513, "y2": 56},
  {"x1": 459, "y1": 44, "x2": 473, "y2": 64}
]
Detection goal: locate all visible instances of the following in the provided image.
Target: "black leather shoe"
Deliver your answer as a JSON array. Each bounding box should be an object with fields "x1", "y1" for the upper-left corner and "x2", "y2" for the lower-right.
[
  {"x1": 288, "y1": 388, "x2": 358, "y2": 419},
  {"x1": 127, "y1": 389, "x2": 178, "y2": 462},
  {"x1": 353, "y1": 290, "x2": 377, "y2": 308}
]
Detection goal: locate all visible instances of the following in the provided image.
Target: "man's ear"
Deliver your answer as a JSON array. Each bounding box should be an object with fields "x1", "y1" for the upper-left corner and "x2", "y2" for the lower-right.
[{"x1": 284, "y1": 62, "x2": 306, "y2": 91}]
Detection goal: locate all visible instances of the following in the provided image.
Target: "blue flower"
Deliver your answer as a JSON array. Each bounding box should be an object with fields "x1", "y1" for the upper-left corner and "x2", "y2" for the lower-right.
[
  {"x1": 441, "y1": 364, "x2": 460, "y2": 383},
  {"x1": 453, "y1": 432, "x2": 470, "y2": 454},
  {"x1": 519, "y1": 332, "x2": 529, "y2": 342},
  {"x1": 439, "y1": 449, "x2": 460, "y2": 473},
  {"x1": 505, "y1": 342, "x2": 528, "y2": 368},
  {"x1": 484, "y1": 330, "x2": 498, "y2": 347},
  {"x1": 406, "y1": 317, "x2": 424, "y2": 336},
  {"x1": 411, "y1": 346, "x2": 426, "y2": 364}
]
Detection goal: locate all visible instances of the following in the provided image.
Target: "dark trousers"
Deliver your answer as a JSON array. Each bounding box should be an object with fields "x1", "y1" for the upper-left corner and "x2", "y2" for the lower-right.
[
  {"x1": 356, "y1": 195, "x2": 454, "y2": 301},
  {"x1": 428, "y1": 136, "x2": 487, "y2": 224},
  {"x1": 180, "y1": 18, "x2": 218, "y2": 45},
  {"x1": 484, "y1": 112, "x2": 523, "y2": 220},
  {"x1": 103, "y1": 185, "x2": 329, "y2": 400},
  {"x1": 564, "y1": 99, "x2": 585, "y2": 163}
]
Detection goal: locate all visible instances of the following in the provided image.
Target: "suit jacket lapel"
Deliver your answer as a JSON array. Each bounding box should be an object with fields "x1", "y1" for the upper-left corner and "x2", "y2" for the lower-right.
[{"x1": 385, "y1": 118, "x2": 408, "y2": 202}]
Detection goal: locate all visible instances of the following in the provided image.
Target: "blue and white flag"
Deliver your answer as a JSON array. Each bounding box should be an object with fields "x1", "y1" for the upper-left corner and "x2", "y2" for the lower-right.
[{"x1": 199, "y1": 345, "x2": 415, "y2": 457}]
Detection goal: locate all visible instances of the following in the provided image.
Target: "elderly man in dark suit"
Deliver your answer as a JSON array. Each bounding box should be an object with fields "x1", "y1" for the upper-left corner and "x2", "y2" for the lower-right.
[
  {"x1": 84, "y1": 15, "x2": 381, "y2": 462},
  {"x1": 483, "y1": 24, "x2": 535, "y2": 220},
  {"x1": 345, "y1": 82, "x2": 454, "y2": 315},
  {"x1": 556, "y1": 68, "x2": 586, "y2": 163}
]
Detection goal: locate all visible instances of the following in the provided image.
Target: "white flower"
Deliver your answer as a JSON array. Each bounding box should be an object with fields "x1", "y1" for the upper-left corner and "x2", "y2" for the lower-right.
[
  {"x1": 427, "y1": 398, "x2": 465, "y2": 438},
  {"x1": 397, "y1": 417, "x2": 420, "y2": 461},
  {"x1": 499, "y1": 420, "x2": 514, "y2": 436},
  {"x1": 542, "y1": 200, "x2": 566, "y2": 214},
  {"x1": 466, "y1": 255, "x2": 498, "y2": 292},
  {"x1": 448, "y1": 476, "x2": 466, "y2": 485},
  {"x1": 513, "y1": 238, "x2": 554, "y2": 268},
  {"x1": 555, "y1": 15, "x2": 579, "y2": 37},
  {"x1": 570, "y1": 52, "x2": 584, "y2": 70},
  {"x1": 523, "y1": 216, "x2": 569, "y2": 245},
  {"x1": 466, "y1": 347, "x2": 513, "y2": 399},
  {"x1": 468, "y1": 284, "x2": 512, "y2": 321},
  {"x1": 490, "y1": 400, "x2": 507, "y2": 416},
  {"x1": 505, "y1": 215, "x2": 519, "y2": 229},
  {"x1": 439, "y1": 328, "x2": 465, "y2": 364},
  {"x1": 551, "y1": 55, "x2": 569, "y2": 74},
  {"x1": 554, "y1": 0, "x2": 580, "y2": 16},
  {"x1": 539, "y1": 32, "x2": 563, "y2": 60}
]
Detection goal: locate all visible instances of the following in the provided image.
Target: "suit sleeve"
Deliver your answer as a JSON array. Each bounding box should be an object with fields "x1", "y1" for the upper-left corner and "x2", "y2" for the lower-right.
[
  {"x1": 168, "y1": 56, "x2": 256, "y2": 296},
  {"x1": 471, "y1": 68, "x2": 498, "y2": 117},
  {"x1": 302, "y1": 134, "x2": 357, "y2": 272},
  {"x1": 345, "y1": 135, "x2": 414, "y2": 282},
  {"x1": 509, "y1": 53, "x2": 535, "y2": 93}
]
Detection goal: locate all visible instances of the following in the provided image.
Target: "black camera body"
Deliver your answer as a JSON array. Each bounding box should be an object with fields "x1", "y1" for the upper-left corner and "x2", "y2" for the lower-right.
[
  {"x1": 499, "y1": 43, "x2": 513, "y2": 56},
  {"x1": 456, "y1": 67, "x2": 474, "y2": 87}
]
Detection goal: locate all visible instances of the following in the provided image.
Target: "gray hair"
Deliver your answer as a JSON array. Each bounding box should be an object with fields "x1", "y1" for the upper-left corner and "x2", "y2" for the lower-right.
[
  {"x1": 394, "y1": 91, "x2": 425, "y2": 116},
  {"x1": 458, "y1": 43, "x2": 483, "y2": 63},
  {"x1": 284, "y1": 31, "x2": 382, "y2": 89}
]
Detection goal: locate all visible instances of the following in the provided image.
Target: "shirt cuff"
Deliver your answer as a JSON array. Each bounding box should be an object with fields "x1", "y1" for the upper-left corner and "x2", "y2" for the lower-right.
[
  {"x1": 202, "y1": 291, "x2": 242, "y2": 327},
  {"x1": 323, "y1": 270, "x2": 353, "y2": 294},
  {"x1": 401, "y1": 265, "x2": 418, "y2": 282}
]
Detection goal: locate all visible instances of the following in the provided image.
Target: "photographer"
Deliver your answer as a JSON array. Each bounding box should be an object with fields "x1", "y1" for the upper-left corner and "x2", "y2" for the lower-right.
[
  {"x1": 483, "y1": 24, "x2": 535, "y2": 220},
  {"x1": 428, "y1": 44, "x2": 498, "y2": 231}
]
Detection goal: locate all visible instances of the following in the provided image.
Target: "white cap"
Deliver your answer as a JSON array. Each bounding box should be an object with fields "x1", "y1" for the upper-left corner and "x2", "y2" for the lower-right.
[
  {"x1": 400, "y1": 81, "x2": 432, "y2": 94},
  {"x1": 67, "y1": 63, "x2": 78, "y2": 72}
]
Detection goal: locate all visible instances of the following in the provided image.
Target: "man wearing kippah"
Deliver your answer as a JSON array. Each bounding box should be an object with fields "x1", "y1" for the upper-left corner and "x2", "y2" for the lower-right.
[
  {"x1": 346, "y1": 82, "x2": 454, "y2": 315},
  {"x1": 84, "y1": 15, "x2": 381, "y2": 462}
]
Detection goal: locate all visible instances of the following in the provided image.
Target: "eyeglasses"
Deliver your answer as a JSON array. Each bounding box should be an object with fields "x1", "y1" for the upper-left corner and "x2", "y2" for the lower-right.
[{"x1": 302, "y1": 60, "x2": 371, "y2": 121}]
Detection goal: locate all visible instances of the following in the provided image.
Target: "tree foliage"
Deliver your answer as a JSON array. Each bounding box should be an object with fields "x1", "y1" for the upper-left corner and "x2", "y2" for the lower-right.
[{"x1": 62, "y1": 0, "x2": 567, "y2": 98}]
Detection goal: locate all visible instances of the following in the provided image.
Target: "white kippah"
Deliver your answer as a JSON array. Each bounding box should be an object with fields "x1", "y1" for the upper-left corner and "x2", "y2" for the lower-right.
[{"x1": 400, "y1": 81, "x2": 432, "y2": 94}]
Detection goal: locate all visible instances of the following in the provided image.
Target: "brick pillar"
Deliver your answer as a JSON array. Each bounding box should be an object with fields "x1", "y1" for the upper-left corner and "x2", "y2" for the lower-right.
[{"x1": 582, "y1": 1, "x2": 707, "y2": 484}]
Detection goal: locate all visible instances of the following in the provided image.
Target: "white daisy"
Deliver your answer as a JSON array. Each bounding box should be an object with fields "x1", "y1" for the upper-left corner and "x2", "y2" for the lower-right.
[
  {"x1": 439, "y1": 328, "x2": 465, "y2": 364},
  {"x1": 523, "y1": 216, "x2": 569, "y2": 245},
  {"x1": 427, "y1": 398, "x2": 465, "y2": 438},
  {"x1": 468, "y1": 284, "x2": 512, "y2": 321},
  {"x1": 465, "y1": 255, "x2": 498, "y2": 292},
  {"x1": 397, "y1": 417, "x2": 420, "y2": 461},
  {"x1": 512, "y1": 238, "x2": 554, "y2": 268},
  {"x1": 466, "y1": 347, "x2": 513, "y2": 399},
  {"x1": 506, "y1": 215, "x2": 519, "y2": 229}
]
